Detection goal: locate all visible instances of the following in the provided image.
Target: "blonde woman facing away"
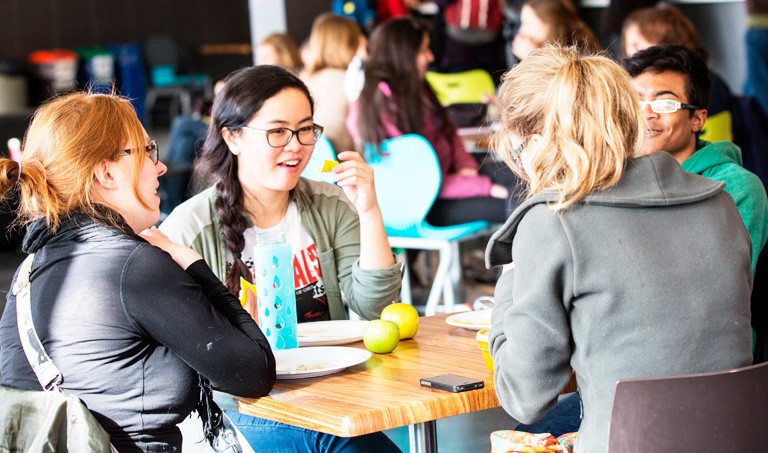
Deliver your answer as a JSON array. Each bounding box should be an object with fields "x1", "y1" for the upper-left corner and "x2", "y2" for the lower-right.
[{"x1": 486, "y1": 46, "x2": 753, "y2": 452}]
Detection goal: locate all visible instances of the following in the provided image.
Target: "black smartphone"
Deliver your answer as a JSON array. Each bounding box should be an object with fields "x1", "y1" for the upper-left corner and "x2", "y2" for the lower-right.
[{"x1": 419, "y1": 374, "x2": 484, "y2": 392}]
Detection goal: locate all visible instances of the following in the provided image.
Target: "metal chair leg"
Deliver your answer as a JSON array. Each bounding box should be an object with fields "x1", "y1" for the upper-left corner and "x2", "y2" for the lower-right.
[
  {"x1": 400, "y1": 250, "x2": 413, "y2": 305},
  {"x1": 425, "y1": 243, "x2": 452, "y2": 316}
]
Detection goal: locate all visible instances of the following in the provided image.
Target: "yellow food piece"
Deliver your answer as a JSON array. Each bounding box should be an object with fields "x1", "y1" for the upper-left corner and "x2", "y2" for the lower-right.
[
  {"x1": 318, "y1": 160, "x2": 339, "y2": 172},
  {"x1": 239, "y1": 277, "x2": 257, "y2": 307}
]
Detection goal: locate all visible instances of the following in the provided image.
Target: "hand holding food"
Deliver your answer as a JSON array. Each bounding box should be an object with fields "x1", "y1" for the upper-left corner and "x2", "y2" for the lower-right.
[{"x1": 332, "y1": 151, "x2": 379, "y2": 214}]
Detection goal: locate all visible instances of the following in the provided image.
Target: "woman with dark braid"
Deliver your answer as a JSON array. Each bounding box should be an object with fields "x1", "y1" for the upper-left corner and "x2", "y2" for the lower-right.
[{"x1": 159, "y1": 65, "x2": 402, "y2": 452}]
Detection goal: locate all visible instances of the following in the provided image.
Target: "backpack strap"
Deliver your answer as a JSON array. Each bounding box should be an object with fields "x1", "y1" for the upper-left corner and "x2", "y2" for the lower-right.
[{"x1": 12, "y1": 253, "x2": 63, "y2": 391}]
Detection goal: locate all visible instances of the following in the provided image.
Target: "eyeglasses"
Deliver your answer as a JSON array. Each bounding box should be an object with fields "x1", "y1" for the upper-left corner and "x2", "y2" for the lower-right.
[
  {"x1": 512, "y1": 138, "x2": 528, "y2": 166},
  {"x1": 116, "y1": 140, "x2": 159, "y2": 164},
  {"x1": 241, "y1": 124, "x2": 324, "y2": 148},
  {"x1": 639, "y1": 99, "x2": 699, "y2": 114}
]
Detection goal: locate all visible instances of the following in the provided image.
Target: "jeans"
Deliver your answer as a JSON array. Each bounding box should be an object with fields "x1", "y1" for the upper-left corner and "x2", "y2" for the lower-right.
[
  {"x1": 514, "y1": 392, "x2": 582, "y2": 437},
  {"x1": 225, "y1": 411, "x2": 402, "y2": 453},
  {"x1": 745, "y1": 27, "x2": 768, "y2": 118}
]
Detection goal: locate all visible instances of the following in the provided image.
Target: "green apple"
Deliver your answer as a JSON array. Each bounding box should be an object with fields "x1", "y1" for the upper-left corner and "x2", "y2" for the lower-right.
[{"x1": 363, "y1": 320, "x2": 400, "y2": 354}]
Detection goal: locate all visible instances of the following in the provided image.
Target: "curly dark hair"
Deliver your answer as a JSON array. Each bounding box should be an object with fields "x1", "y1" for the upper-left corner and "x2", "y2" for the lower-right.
[{"x1": 194, "y1": 65, "x2": 314, "y2": 295}]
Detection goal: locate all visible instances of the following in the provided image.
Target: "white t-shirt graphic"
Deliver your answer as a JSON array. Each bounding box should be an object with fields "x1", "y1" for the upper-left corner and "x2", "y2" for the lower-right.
[{"x1": 226, "y1": 201, "x2": 328, "y2": 321}]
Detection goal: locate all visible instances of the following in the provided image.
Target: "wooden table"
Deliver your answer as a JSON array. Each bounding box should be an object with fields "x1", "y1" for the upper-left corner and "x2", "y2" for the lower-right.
[
  {"x1": 457, "y1": 124, "x2": 497, "y2": 153},
  {"x1": 235, "y1": 314, "x2": 498, "y2": 453}
]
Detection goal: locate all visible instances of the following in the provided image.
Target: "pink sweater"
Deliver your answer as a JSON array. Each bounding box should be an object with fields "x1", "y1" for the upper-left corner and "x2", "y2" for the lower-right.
[{"x1": 346, "y1": 83, "x2": 492, "y2": 199}]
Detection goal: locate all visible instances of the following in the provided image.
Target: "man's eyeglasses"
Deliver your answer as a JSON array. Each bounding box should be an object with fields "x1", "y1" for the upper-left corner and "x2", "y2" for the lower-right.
[
  {"x1": 241, "y1": 124, "x2": 324, "y2": 148},
  {"x1": 116, "y1": 140, "x2": 159, "y2": 164},
  {"x1": 639, "y1": 99, "x2": 699, "y2": 114}
]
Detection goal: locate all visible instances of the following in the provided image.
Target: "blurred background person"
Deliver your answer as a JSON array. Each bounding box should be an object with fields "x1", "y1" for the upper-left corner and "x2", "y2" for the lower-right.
[
  {"x1": 434, "y1": 0, "x2": 508, "y2": 84},
  {"x1": 511, "y1": 0, "x2": 600, "y2": 62},
  {"x1": 348, "y1": 17, "x2": 517, "y2": 227},
  {"x1": 256, "y1": 32, "x2": 303, "y2": 74},
  {"x1": 159, "y1": 79, "x2": 225, "y2": 217},
  {"x1": 301, "y1": 13, "x2": 363, "y2": 153},
  {"x1": 598, "y1": 0, "x2": 657, "y2": 57},
  {"x1": 744, "y1": 0, "x2": 768, "y2": 117}
]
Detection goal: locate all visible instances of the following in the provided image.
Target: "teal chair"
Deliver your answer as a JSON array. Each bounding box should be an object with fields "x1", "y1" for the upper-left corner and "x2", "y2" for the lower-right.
[
  {"x1": 301, "y1": 134, "x2": 337, "y2": 183},
  {"x1": 367, "y1": 134, "x2": 493, "y2": 315}
]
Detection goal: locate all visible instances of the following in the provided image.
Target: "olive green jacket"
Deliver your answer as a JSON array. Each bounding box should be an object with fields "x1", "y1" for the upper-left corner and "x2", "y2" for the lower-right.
[
  {"x1": 0, "y1": 385, "x2": 114, "y2": 452},
  {"x1": 160, "y1": 179, "x2": 402, "y2": 321}
]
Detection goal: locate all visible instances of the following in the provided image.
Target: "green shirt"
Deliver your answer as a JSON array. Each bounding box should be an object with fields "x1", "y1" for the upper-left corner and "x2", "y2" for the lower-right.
[{"x1": 683, "y1": 139, "x2": 768, "y2": 275}]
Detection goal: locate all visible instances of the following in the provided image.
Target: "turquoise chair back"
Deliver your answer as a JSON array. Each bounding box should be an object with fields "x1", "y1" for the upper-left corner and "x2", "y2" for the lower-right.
[
  {"x1": 368, "y1": 135, "x2": 441, "y2": 236},
  {"x1": 301, "y1": 134, "x2": 337, "y2": 183},
  {"x1": 368, "y1": 134, "x2": 489, "y2": 239}
]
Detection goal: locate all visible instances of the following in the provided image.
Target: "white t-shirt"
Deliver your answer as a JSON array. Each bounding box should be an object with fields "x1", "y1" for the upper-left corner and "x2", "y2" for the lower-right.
[{"x1": 226, "y1": 201, "x2": 328, "y2": 321}]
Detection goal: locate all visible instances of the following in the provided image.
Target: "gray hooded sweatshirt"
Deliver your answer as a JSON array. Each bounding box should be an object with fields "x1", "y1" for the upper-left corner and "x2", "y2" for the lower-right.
[{"x1": 486, "y1": 152, "x2": 753, "y2": 453}]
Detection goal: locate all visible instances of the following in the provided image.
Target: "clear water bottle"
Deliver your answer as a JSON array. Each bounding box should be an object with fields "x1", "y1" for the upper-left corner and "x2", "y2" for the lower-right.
[{"x1": 253, "y1": 232, "x2": 298, "y2": 350}]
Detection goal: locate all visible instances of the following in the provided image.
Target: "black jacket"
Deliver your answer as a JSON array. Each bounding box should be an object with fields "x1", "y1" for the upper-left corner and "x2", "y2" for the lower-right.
[{"x1": 0, "y1": 214, "x2": 275, "y2": 452}]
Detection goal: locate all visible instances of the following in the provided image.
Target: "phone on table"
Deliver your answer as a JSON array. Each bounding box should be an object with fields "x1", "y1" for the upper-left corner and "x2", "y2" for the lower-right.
[{"x1": 419, "y1": 374, "x2": 484, "y2": 393}]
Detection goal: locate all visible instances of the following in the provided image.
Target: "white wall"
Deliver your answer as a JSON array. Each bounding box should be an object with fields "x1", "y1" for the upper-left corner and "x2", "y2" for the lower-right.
[{"x1": 248, "y1": 0, "x2": 288, "y2": 65}]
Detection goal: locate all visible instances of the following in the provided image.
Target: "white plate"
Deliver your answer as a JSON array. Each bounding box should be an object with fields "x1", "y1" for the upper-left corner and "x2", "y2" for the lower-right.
[
  {"x1": 275, "y1": 346, "x2": 372, "y2": 379},
  {"x1": 297, "y1": 320, "x2": 368, "y2": 346},
  {"x1": 445, "y1": 310, "x2": 493, "y2": 330}
]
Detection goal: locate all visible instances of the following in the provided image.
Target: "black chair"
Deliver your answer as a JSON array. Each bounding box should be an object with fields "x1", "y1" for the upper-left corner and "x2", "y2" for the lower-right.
[{"x1": 607, "y1": 361, "x2": 768, "y2": 453}]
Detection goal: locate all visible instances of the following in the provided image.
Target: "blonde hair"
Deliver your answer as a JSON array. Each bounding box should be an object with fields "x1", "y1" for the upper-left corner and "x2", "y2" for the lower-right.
[
  {"x1": 494, "y1": 46, "x2": 643, "y2": 210},
  {"x1": 304, "y1": 13, "x2": 361, "y2": 76},
  {"x1": 260, "y1": 33, "x2": 303, "y2": 72},
  {"x1": 0, "y1": 91, "x2": 149, "y2": 230}
]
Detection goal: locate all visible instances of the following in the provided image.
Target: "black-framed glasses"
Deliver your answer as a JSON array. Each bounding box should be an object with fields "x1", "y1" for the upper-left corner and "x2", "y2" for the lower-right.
[
  {"x1": 241, "y1": 124, "x2": 324, "y2": 147},
  {"x1": 117, "y1": 140, "x2": 159, "y2": 164},
  {"x1": 512, "y1": 138, "x2": 528, "y2": 166},
  {"x1": 639, "y1": 99, "x2": 699, "y2": 114}
]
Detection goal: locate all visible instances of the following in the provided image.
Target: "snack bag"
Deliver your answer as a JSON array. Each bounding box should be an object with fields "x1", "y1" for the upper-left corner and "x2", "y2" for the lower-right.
[
  {"x1": 556, "y1": 432, "x2": 578, "y2": 451},
  {"x1": 490, "y1": 430, "x2": 575, "y2": 453}
]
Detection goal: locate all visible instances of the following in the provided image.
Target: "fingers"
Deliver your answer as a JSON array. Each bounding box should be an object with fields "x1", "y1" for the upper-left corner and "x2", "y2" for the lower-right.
[
  {"x1": 139, "y1": 226, "x2": 168, "y2": 241},
  {"x1": 333, "y1": 152, "x2": 374, "y2": 187}
]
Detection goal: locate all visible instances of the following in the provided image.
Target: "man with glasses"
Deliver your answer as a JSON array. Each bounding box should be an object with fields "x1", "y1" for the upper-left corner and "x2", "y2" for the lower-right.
[{"x1": 624, "y1": 44, "x2": 768, "y2": 276}]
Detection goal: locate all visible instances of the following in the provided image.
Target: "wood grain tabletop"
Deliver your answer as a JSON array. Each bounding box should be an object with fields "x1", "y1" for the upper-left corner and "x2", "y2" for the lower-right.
[{"x1": 235, "y1": 314, "x2": 499, "y2": 437}]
